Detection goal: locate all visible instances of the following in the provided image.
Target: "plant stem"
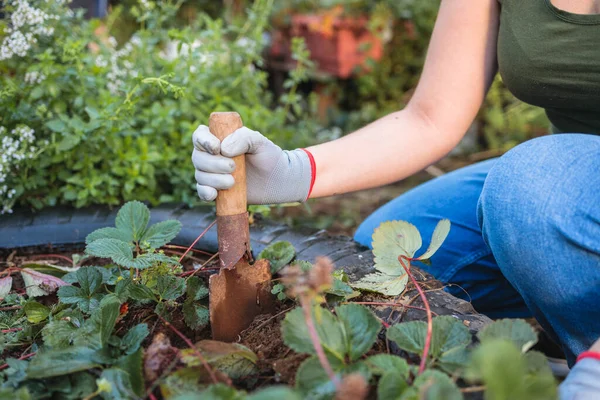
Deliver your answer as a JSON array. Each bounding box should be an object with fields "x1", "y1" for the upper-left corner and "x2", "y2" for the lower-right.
[
  {"x1": 155, "y1": 314, "x2": 224, "y2": 386},
  {"x1": 399, "y1": 256, "x2": 432, "y2": 375},
  {"x1": 163, "y1": 244, "x2": 213, "y2": 257},
  {"x1": 181, "y1": 252, "x2": 219, "y2": 279},
  {"x1": 27, "y1": 254, "x2": 73, "y2": 264},
  {"x1": 0, "y1": 352, "x2": 35, "y2": 370},
  {"x1": 299, "y1": 295, "x2": 341, "y2": 390},
  {"x1": 461, "y1": 385, "x2": 486, "y2": 393},
  {"x1": 1, "y1": 328, "x2": 22, "y2": 333},
  {"x1": 0, "y1": 306, "x2": 22, "y2": 311},
  {"x1": 179, "y1": 220, "x2": 216, "y2": 263},
  {"x1": 81, "y1": 389, "x2": 100, "y2": 400},
  {"x1": 349, "y1": 302, "x2": 438, "y2": 316}
]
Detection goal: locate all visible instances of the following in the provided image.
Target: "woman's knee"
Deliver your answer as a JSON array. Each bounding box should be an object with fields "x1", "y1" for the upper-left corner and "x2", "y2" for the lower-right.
[{"x1": 477, "y1": 134, "x2": 600, "y2": 256}]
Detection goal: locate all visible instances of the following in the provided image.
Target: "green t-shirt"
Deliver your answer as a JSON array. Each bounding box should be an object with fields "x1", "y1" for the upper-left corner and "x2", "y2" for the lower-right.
[{"x1": 497, "y1": 0, "x2": 600, "y2": 133}]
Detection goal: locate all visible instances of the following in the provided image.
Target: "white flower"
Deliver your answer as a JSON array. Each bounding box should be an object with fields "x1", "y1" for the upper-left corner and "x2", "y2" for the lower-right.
[
  {"x1": 24, "y1": 71, "x2": 46, "y2": 85},
  {"x1": 130, "y1": 36, "x2": 143, "y2": 47},
  {"x1": 95, "y1": 56, "x2": 108, "y2": 68},
  {"x1": 0, "y1": 124, "x2": 37, "y2": 213},
  {"x1": 0, "y1": 0, "x2": 58, "y2": 60},
  {"x1": 108, "y1": 36, "x2": 118, "y2": 48}
]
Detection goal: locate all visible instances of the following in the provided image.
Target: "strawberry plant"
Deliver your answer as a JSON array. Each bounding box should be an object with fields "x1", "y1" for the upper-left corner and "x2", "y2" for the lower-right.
[{"x1": 0, "y1": 213, "x2": 559, "y2": 399}]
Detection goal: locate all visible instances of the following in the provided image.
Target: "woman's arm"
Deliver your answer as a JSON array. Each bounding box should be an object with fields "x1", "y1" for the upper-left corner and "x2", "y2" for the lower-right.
[{"x1": 307, "y1": 0, "x2": 500, "y2": 197}]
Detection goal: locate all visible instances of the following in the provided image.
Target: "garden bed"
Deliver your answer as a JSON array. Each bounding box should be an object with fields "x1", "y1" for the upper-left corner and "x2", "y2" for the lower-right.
[{"x1": 0, "y1": 204, "x2": 560, "y2": 399}]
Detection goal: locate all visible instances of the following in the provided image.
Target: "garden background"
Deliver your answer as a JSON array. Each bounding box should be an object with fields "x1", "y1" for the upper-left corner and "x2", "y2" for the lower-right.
[{"x1": 0, "y1": 0, "x2": 550, "y2": 233}]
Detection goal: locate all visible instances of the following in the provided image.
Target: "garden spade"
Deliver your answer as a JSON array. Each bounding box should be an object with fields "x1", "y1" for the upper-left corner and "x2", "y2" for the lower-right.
[{"x1": 208, "y1": 112, "x2": 274, "y2": 342}]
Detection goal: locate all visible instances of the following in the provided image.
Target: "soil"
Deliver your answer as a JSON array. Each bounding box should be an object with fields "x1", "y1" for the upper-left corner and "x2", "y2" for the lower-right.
[{"x1": 239, "y1": 304, "x2": 307, "y2": 386}]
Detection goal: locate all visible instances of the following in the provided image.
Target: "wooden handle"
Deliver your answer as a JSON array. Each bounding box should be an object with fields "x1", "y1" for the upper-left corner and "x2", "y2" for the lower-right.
[{"x1": 209, "y1": 112, "x2": 246, "y2": 216}]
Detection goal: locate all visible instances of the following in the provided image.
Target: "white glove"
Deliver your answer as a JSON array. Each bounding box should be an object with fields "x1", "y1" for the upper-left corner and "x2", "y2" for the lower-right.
[{"x1": 191, "y1": 125, "x2": 314, "y2": 205}]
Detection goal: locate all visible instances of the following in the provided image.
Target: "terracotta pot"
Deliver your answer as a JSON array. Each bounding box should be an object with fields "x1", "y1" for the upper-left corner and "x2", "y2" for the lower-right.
[{"x1": 270, "y1": 13, "x2": 383, "y2": 79}]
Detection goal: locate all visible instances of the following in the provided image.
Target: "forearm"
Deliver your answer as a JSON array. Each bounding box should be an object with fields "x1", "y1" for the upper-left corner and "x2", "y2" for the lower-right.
[{"x1": 307, "y1": 105, "x2": 463, "y2": 198}]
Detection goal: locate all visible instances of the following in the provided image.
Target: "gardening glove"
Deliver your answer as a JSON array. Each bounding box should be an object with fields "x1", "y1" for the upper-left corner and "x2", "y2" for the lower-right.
[{"x1": 191, "y1": 125, "x2": 315, "y2": 205}]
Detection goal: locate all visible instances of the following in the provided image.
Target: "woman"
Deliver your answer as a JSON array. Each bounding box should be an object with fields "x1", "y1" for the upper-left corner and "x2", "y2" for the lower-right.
[{"x1": 191, "y1": 0, "x2": 600, "y2": 368}]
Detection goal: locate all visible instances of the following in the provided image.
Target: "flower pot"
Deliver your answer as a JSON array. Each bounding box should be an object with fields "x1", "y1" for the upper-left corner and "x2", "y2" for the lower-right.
[{"x1": 270, "y1": 13, "x2": 383, "y2": 79}]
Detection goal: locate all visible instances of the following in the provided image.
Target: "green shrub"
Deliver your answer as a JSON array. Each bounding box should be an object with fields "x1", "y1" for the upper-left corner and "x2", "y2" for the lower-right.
[{"x1": 0, "y1": 0, "x2": 323, "y2": 214}]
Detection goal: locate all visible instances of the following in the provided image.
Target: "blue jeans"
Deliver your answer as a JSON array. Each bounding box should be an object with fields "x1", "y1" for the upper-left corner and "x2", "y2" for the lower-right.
[{"x1": 354, "y1": 134, "x2": 600, "y2": 365}]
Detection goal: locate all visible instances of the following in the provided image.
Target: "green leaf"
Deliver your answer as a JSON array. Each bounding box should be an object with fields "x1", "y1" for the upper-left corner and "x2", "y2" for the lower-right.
[
  {"x1": 372, "y1": 221, "x2": 422, "y2": 275},
  {"x1": 416, "y1": 219, "x2": 451, "y2": 260},
  {"x1": 195, "y1": 384, "x2": 246, "y2": 400},
  {"x1": 478, "y1": 319, "x2": 538, "y2": 353},
  {"x1": 0, "y1": 387, "x2": 31, "y2": 400},
  {"x1": 524, "y1": 351, "x2": 553, "y2": 375},
  {"x1": 186, "y1": 276, "x2": 209, "y2": 301},
  {"x1": 281, "y1": 307, "x2": 345, "y2": 361},
  {"x1": 86, "y1": 227, "x2": 133, "y2": 244},
  {"x1": 388, "y1": 317, "x2": 471, "y2": 363},
  {"x1": 115, "y1": 278, "x2": 132, "y2": 301},
  {"x1": 181, "y1": 340, "x2": 258, "y2": 382},
  {"x1": 115, "y1": 201, "x2": 151, "y2": 242},
  {"x1": 295, "y1": 356, "x2": 343, "y2": 399},
  {"x1": 352, "y1": 272, "x2": 408, "y2": 296},
  {"x1": 128, "y1": 283, "x2": 156, "y2": 301},
  {"x1": 86, "y1": 238, "x2": 135, "y2": 268},
  {"x1": 364, "y1": 354, "x2": 409, "y2": 378},
  {"x1": 387, "y1": 320, "x2": 427, "y2": 355},
  {"x1": 57, "y1": 134, "x2": 81, "y2": 151},
  {"x1": 404, "y1": 370, "x2": 463, "y2": 400},
  {"x1": 335, "y1": 304, "x2": 381, "y2": 361},
  {"x1": 85, "y1": 106, "x2": 100, "y2": 120},
  {"x1": 100, "y1": 368, "x2": 136, "y2": 400},
  {"x1": 42, "y1": 318, "x2": 79, "y2": 348},
  {"x1": 295, "y1": 356, "x2": 370, "y2": 399},
  {"x1": 46, "y1": 119, "x2": 67, "y2": 133},
  {"x1": 465, "y1": 339, "x2": 556, "y2": 400},
  {"x1": 437, "y1": 346, "x2": 470, "y2": 375},
  {"x1": 247, "y1": 386, "x2": 302, "y2": 400},
  {"x1": 430, "y1": 316, "x2": 471, "y2": 357},
  {"x1": 27, "y1": 347, "x2": 101, "y2": 379},
  {"x1": 378, "y1": 372, "x2": 409, "y2": 400},
  {"x1": 292, "y1": 260, "x2": 313, "y2": 272},
  {"x1": 326, "y1": 278, "x2": 354, "y2": 298},
  {"x1": 57, "y1": 267, "x2": 104, "y2": 313},
  {"x1": 115, "y1": 348, "x2": 144, "y2": 397},
  {"x1": 160, "y1": 367, "x2": 207, "y2": 399},
  {"x1": 23, "y1": 301, "x2": 50, "y2": 323},
  {"x1": 141, "y1": 220, "x2": 182, "y2": 248},
  {"x1": 258, "y1": 241, "x2": 296, "y2": 273},
  {"x1": 156, "y1": 275, "x2": 186, "y2": 301},
  {"x1": 182, "y1": 302, "x2": 210, "y2": 330},
  {"x1": 131, "y1": 252, "x2": 180, "y2": 269},
  {"x1": 69, "y1": 372, "x2": 98, "y2": 399},
  {"x1": 89, "y1": 295, "x2": 121, "y2": 345},
  {"x1": 121, "y1": 324, "x2": 149, "y2": 355},
  {"x1": 2, "y1": 358, "x2": 28, "y2": 388}
]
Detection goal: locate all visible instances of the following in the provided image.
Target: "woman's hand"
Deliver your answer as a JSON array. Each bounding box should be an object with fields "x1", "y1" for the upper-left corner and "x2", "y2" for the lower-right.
[{"x1": 191, "y1": 125, "x2": 314, "y2": 205}]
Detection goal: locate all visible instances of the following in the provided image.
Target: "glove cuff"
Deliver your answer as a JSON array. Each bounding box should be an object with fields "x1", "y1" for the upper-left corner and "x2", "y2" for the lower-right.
[{"x1": 300, "y1": 148, "x2": 317, "y2": 200}]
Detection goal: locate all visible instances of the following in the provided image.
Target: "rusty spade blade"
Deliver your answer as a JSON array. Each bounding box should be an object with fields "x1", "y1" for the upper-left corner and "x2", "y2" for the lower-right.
[{"x1": 208, "y1": 112, "x2": 274, "y2": 342}]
